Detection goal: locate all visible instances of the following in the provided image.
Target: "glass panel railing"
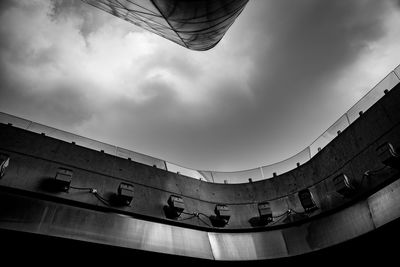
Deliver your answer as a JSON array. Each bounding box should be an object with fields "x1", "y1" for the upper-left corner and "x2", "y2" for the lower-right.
[
  {"x1": 116, "y1": 147, "x2": 167, "y2": 170},
  {"x1": 116, "y1": 147, "x2": 137, "y2": 160},
  {"x1": 346, "y1": 71, "x2": 400, "y2": 123},
  {"x1": 26, "y1": 122, "x2": 75, "y2": 143},
  {"x1": 0, "y1": 112, "x2": 31, "y2": 129},
  {"x1": 395, "y1": 64, "x2": 400, "y2": 80},
  {"x1": 309, "y1": 114, "x2": 350, "y2": 157},
  {"x1": 208, "y1": 167, "x2": 264, "y2": 184},
  {"x1": 129, "y1": 150, "x2": 167, "y2": 170},
  {"x1": 261, "y1": 147, "x2": 311, "y2": 178},
  {"x1": 27, "y1": 122, "x2": 117, "y2": 155},
  {"x1": 1, "y1": 64, "x2": 399, "y2": 183},
  {"x1": 70, "y1": 135, "x2": 117, "y2": 155},
  {"x1": 165, "y1": 162, "x2": 205, "y2": 180},
  {"x1": 197, "y1": 170, "x2": 215, "y2": 183}
]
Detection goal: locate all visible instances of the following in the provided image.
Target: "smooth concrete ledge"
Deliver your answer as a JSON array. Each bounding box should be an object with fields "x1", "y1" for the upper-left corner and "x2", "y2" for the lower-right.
[{"x1": 1, "y1": 176, "x2": 399, "y2": 261}]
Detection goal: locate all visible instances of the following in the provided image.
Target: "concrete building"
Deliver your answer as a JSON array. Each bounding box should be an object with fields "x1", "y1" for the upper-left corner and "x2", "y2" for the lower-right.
[{"x1": 1, "y1": 67, "x2": 400, "y2": 265}]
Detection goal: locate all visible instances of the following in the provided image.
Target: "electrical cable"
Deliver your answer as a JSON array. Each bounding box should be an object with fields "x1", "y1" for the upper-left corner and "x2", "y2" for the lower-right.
[
  {"x1": 69, "y1": 185, "x2": 93, "y2": 191},
  {"x1": 269, "y1": 210, "x2": 289, "y2": 226},
  {"x1": 177, "y1": 211, "x2": 197, "y2": 221},
  {"x1": 93, "y1": 191, "x2": 111, "y2": 207},
  {"x1": 69, "y1": 185, "x2": 111, "y2": 206},
  {"x1": 197, "y1": 215, "x2": 212, "y2": 227},
  {"x1": 197, "y1": 212, "x2": 211, "y2": 219},
  {"x1": 179, "y1": 211, "x2": 213, "y2": 227},
  {"x1": 178, "y1": 214, "x2": 197, "y2": 221},
  {"x1": 272, "y1": 210, "x2": 290, "y2": 219},
  {"x1": 361, "y1": 165, "x2": 389, "y2": 186},
  {"x1": 365, "y1": 165, "x2": 389, "y2": 175},
  {"x1": 191, "y1": 212, "x2": 213, "y2": 227},
  {"x1": 290, "y1": 209, "x2": 307, "y2": 215}
]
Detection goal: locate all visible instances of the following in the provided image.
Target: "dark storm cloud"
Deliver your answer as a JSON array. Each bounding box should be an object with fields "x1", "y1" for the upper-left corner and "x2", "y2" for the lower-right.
[
  {"x1": 0, "y1": 0, "x2": 15, "y2": 12},
  {"x1": 0, "y1": 0, "x2": 399, "y2": 171},
  {"x1": 0, "y1": 59, "x2": 93, "y2": 128},
  {"x1": 194, "y1": 0, "x2": 398, "y2": 168},
  {"x1": 0, "y1": 0, "x2": 93, "y2": 128},
  {"x1": 0, "y1": 81, "x2": 93, "y2": 128},
  {"x1": 247, "y1": 0, "x2": 387, "y2": 97}
]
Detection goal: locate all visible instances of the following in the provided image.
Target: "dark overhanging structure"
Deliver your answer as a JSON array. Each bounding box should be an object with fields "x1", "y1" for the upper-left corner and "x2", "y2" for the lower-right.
[{"x1": 81, "y1": 0, "x2": 249, "y2": 51}]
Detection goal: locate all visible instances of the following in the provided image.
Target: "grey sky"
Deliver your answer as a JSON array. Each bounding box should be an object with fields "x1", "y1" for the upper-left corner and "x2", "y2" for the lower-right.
[{"x1": 1, "y1": 0, "x2": 400, "y2": 172}]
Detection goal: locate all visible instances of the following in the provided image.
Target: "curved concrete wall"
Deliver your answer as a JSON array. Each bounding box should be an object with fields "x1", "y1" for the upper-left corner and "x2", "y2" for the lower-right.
[
  {"x1": 1, "y1": 177, "x2": 400, "y2": 261},
  {"x1": 0, "y1": 83, "x2": 400, "y2": 260}
]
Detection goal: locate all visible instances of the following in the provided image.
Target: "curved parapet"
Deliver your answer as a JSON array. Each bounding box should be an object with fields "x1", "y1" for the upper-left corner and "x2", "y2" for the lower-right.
[
  {"x1": 81, "y1": 0, "x2": 249, "y2": 51},
  {"x1": 0, "y1": 73, "x2": 400, "y2": 261}
]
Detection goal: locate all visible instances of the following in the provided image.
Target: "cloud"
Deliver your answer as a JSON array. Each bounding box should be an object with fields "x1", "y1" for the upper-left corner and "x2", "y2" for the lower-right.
[
  {"x1": 207, "y1": 0, "x2": 400, "y2": 167},
  {"x1": 0, "y1": 0, "x2": 400, "y2": 172},
  {"x1": 241, "y1": 0, "x2": 390, "y2": 108}
]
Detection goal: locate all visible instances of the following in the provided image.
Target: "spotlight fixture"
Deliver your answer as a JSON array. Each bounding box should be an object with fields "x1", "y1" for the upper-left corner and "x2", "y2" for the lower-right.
[
  {"x1": 376, "y1": 142, "x2": 400, "y2": 169},
  {"x1": 333, "y1": 173, "x2": 355, "y2": 197},
  {"x1": 258, "y1": 201, "x2": 273, "y2": 225},
  {"x1": 298, "y1": 188, "x2": 318, "y2": 213},
  {"x1": 117, "y1": 182, "x2": 134, "y2": 206},
  {"x1": 214, "y1": 204, "x2": 231, "y2": 225},
  {"x1": 167, "y1": 195, "x2": 185, "y2": 218},
  {"x1": 54, "y1": 167, "x2": 73, "y2": 192},
  {"x1": 0, "y1": 153, "x2": 10, "y2": 178}
]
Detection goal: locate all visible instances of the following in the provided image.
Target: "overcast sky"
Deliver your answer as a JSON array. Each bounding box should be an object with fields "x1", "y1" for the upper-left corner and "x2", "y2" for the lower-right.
[{"x1": 1, "y1": 0, "x2": 400, "y2": 172}]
